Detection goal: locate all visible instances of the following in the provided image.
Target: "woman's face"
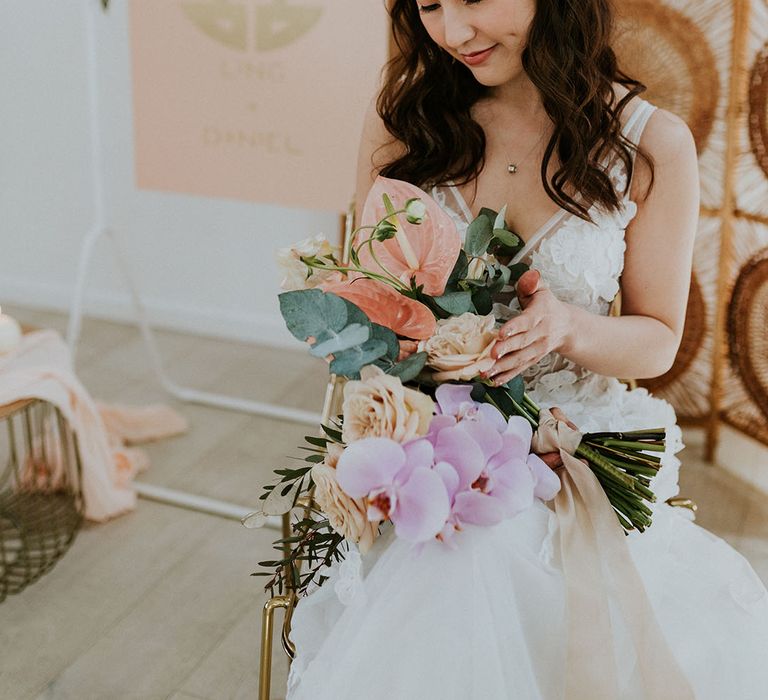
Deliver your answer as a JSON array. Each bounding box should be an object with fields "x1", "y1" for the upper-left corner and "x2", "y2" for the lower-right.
[{"x1": 416, "y1": 0, "x2": 536, "y2": 86}]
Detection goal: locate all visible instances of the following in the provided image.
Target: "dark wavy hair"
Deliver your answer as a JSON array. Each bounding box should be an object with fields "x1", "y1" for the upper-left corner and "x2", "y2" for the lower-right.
[{"x1": 377, "y1": 0, "x2": 654, "y2": 220}]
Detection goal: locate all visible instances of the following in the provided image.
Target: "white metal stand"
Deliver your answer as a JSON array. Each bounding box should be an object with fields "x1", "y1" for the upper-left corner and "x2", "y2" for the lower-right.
[{"x1": 68, "y1": 0, "x2": 321, "y2": 521}]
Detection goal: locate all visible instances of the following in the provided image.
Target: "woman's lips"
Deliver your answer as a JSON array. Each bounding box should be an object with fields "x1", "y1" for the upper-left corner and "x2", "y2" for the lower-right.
[{"x1": 461, "y1": 45, "x2": 497, "y2": 66}]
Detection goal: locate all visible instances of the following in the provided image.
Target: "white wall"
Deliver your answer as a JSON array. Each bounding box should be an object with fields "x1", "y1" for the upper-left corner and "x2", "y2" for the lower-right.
[{"x1": 0, "y1": 1, "x2": 345, "y2": 348}]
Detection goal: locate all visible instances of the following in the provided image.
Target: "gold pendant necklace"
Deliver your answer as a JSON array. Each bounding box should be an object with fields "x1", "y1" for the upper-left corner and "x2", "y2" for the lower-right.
[{"x1": 504, "y1": 126, "x2": 548, "y2": 175}]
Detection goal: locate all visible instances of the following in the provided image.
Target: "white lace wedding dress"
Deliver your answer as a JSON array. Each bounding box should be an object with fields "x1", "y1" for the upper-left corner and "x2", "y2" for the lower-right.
[{"x1": 284, "y1": 98, "x2": 768, "y2": 699}]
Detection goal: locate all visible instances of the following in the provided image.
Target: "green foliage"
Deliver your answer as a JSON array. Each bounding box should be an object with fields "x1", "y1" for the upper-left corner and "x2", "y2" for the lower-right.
[
  {"x1": 371, "y1": 323, "x2": 400, "y2": 361},
  {"x1": 446, "y1": 250, "x2": 470, "y2": 287},
  {"x1": 434, "y1": 291, "x2": 474, "y2": 315},
  {"x1": 279, "y1": 289, "x2": 353, "y2": 342},
  {"x1": 505, "y1": 375, "x2": 526, "y2": 404},
  {"x1": 439, "y1": 210, "x2": 528, "y2": 313},
  {"x1": 254, "y1": 427, "x2": 350, "y2": 598},
  {"x1": 279, "y1": 289, "x2": 392, "y2": 378},
  {"x1": 464, "y1": 214, "x2": 494, "y2": 257},
  {"x1": 386, "y1": 351, "x2": 428, "y2": 383},
  {"x1": 330, "y1": 339, "x2": 389, "y2": 378},
  {"x1": 308, "y1": 324, "x2": 369, "y2": 358}
]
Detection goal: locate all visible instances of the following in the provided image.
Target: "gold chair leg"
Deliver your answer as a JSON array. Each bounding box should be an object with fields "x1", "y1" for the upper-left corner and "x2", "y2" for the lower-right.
[
  {"x1": 666, "y1": 497, "x2": 698, "y2": 513},
  {"x1": 259, "y1": 595, "x2": 291, "y2": 700}
]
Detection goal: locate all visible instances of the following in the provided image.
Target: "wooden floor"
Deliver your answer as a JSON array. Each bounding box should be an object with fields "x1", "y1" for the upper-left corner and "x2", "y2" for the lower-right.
[{"x1": 0, "y1": 305, "x2": 766, "y2": 700}]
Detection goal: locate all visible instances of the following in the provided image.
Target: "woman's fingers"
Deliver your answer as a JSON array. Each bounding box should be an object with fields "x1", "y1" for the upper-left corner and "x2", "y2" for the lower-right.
[
  {"x1": 539, "y1": 452, "x2": 563, "y2": 469},
  {"x1": 499, "y1": 312, "x2": 535, "y2": 341},
  {"x1": 516, "y1": 269, "x2": 542, "y2": 304},
  {"x1": 492, "y1": 325, "x2": 541, "y2": 359},
  {"x1": 550, "y1": 406, "x2": 579, "y2": 432},
  {"x1": 488, "y1": 339, "x2": 548, "y2": 382}
]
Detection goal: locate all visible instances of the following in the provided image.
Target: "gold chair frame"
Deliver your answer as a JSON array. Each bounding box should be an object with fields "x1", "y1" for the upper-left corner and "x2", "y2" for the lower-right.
[{"x1": 256, "y1": 208, "x2": 700, "y2": 700}]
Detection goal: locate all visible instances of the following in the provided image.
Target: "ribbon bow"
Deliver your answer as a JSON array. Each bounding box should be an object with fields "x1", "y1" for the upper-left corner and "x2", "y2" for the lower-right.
[{"x1": 533, "y1": 408, "x2": 694, "y2": 700}]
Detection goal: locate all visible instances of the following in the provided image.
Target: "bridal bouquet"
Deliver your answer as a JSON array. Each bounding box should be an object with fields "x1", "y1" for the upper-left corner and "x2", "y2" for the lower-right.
[{"x1": 251, "y1": 176, "x2": 665, "y2": 597}]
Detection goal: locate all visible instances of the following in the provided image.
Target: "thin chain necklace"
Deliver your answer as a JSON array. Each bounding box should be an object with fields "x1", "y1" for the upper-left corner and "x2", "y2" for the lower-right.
[
  {"x1": 505, "y1": 125, "x2": 548, "y2": 174},
  {"x1": 491, "y1": 101, "x2": 550, "y2": 174}
]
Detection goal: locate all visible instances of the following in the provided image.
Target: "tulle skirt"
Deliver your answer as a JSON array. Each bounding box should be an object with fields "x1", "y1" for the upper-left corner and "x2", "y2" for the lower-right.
[{"x1": 285, "y1": 378, "x2": 768, "y2": 699}]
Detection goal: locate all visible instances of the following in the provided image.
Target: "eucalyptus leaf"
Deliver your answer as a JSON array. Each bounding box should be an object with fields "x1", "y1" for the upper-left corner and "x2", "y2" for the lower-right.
[
  {"x1": 446, "y1": 250, "x2": 469, "y2": 289},
  {"x1": 279, "y1": 290, "x2": 370, "y2": 342},
  {"x1": 488, "y1": 264, "x2": 513, "y2": 295},
  {"x1": 496, "y1": 265, "x2": 513, "y2": 288},
  {"x1": 340, "y1": 298, "x2": 371, "y2": 327},
  {"x1": 470, "y1": 382, "x2": 488, "y2": 402},
  {"x1": 479, "y1": 207, "x2": 499, "y2": 222},
  {"x1": 493, "y1": 228, "x2": 521, "y2": 249},
  {"x1": 472, "y1": 287, "x2": 493, "y2": 315},
  {"x1": 386, "y1": 351, "x2": 428, "y2": 383},
  {"x1": 329, "y1": 339, "x2": 389, "y2": 378},
  {"x1": 434, "y1": 291, "x2": 474, "y2": 315},
  {"x1": 493, "y1": 204, "x2": 508, "y2": 230},
  {"x1": 459, "y1": 278, "x2": 488, "y2": 289},
  {"x1": 371, "y1": 323, "x2": 400, "y2": 361},
  {"x1": 309, "y1": 323, "x2": 370, "y2": 357},
  {"x1": 505, "y1": 375, "x2": 526, "y2": 404},
  {"x1": 464, "y1": 214, "x2": 493, "y2": 257}
]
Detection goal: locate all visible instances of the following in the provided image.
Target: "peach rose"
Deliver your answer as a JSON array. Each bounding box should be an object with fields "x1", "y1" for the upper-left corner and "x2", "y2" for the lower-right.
[
  {"x1": 341, "y1": 365, "x2": 434, "y2": 444},
  {"x1": 419, "y1": 312, "x2": 499, "y2": 382},
  {"x1": 311, "y1": 462, "x2": 379, "y2": 553}
]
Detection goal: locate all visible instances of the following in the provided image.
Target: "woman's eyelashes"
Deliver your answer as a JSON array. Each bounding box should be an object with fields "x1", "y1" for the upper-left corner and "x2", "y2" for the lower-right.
[{"x1": 419, "y1": 0, "x2": 483, "y2": 14}]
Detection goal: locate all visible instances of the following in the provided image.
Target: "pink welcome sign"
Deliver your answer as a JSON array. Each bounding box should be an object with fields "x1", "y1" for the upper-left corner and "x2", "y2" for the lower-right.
[{"x1": 129, "y1": 0, "x2": 389, "y2": 211}]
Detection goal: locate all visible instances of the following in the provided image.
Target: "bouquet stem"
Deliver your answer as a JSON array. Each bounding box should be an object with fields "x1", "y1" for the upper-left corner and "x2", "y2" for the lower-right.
[{"x1": 490, "y1": 387, "x2": 665, "y2": 533}]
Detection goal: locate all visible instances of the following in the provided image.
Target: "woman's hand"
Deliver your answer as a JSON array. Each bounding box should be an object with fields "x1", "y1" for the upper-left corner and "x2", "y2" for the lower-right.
[
  {"x1": 536, "y1": 407, "x2": 583, "y2": 471},
  {"x1": 484, "y1": 269, "x2": 573, "y2": 385}
]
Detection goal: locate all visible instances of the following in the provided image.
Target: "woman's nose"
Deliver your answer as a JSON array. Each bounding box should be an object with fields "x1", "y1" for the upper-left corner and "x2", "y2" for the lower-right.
[{"x1": 442, "y1": 7, "x2": 476, "y2": 50}]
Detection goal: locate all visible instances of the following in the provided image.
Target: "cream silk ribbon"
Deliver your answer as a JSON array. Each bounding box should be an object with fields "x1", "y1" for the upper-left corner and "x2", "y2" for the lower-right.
[{"x1": 532, "y1": 408, "x2": 694, "y2": 700}]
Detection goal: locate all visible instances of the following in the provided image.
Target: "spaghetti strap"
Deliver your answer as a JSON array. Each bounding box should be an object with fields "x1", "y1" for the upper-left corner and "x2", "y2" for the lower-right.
[
  {"x1": 621, "y1": 99, "x2": 657, "y2": 200},
  {"x1": 622, "y1": 99, "x2": 657, "y2": 149},
  {"x1": 446, "y1": 181, "x2": 474, "y2": 223}
]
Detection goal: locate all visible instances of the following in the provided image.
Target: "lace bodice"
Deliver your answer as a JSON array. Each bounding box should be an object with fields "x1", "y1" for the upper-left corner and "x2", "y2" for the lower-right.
[{"x1": 430, "y1": 99, "x2": 656, "y2": 394}]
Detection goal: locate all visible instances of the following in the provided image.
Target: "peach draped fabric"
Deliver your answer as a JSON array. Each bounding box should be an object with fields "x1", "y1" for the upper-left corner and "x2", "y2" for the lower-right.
[{"x1": 0, "y1": 330, "x2": 187, "y2": 521}]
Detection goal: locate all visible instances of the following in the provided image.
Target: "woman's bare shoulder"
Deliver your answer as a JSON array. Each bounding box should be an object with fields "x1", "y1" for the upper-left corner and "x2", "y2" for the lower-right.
[
  {"x1": 610, "y1": 83, "x2": 697, "y2": 200},
  {"x1": 612, "y1": 83, "x2": 695, "y2": 157},
  {"x1": 638, "y1": 107, "x2": 696, "y2": 161}
]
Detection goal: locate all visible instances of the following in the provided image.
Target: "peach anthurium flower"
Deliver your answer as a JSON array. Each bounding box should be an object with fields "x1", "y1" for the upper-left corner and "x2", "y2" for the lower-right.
[
  {"x1": 358, "y1": 176, "x2": 462, "y2": 296},
  {"x1": 322, "y1": 277, "x2": 436, "y2": 340}
]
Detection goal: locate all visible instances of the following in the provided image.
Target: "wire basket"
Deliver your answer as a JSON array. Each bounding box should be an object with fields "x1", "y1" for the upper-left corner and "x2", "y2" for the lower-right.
[{"x1": 0, "y1": 398, "x2": 84, "y2": 603}]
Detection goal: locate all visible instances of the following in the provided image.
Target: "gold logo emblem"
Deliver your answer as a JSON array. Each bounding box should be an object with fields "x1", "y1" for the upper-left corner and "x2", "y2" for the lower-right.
[{"x1": 182, "y1": 0, "x2": 323, "y2": 52}]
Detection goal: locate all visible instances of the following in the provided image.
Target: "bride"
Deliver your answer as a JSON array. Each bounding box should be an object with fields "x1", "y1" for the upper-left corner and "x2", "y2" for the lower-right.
[{"x1": 285, "y1": 0, "x2": 768, "y2": 697}]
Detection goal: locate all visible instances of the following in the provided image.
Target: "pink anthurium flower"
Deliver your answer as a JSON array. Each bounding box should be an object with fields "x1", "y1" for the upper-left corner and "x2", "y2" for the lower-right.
[
  {"x1": 358, "y1": 176, "x2": 462, "y2": 296},
  {"x1": 336, "y1": 437, "x2": 450, "y2": 544},
  {"x1": 322, "y1": 276, "x2": 436, "y2": 340}
]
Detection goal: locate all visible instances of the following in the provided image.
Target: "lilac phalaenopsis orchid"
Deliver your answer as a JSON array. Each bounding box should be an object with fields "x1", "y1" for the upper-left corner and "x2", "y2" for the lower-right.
[
  {"x1": 433, "y1": 384, "x2": 561, "y2": 499},
  {"x1": 336, "y1": 383, "x2": 561, "y2": 548},
  {"x1": 336, "y1": 437, "x2": 451, "y2": 544}
]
